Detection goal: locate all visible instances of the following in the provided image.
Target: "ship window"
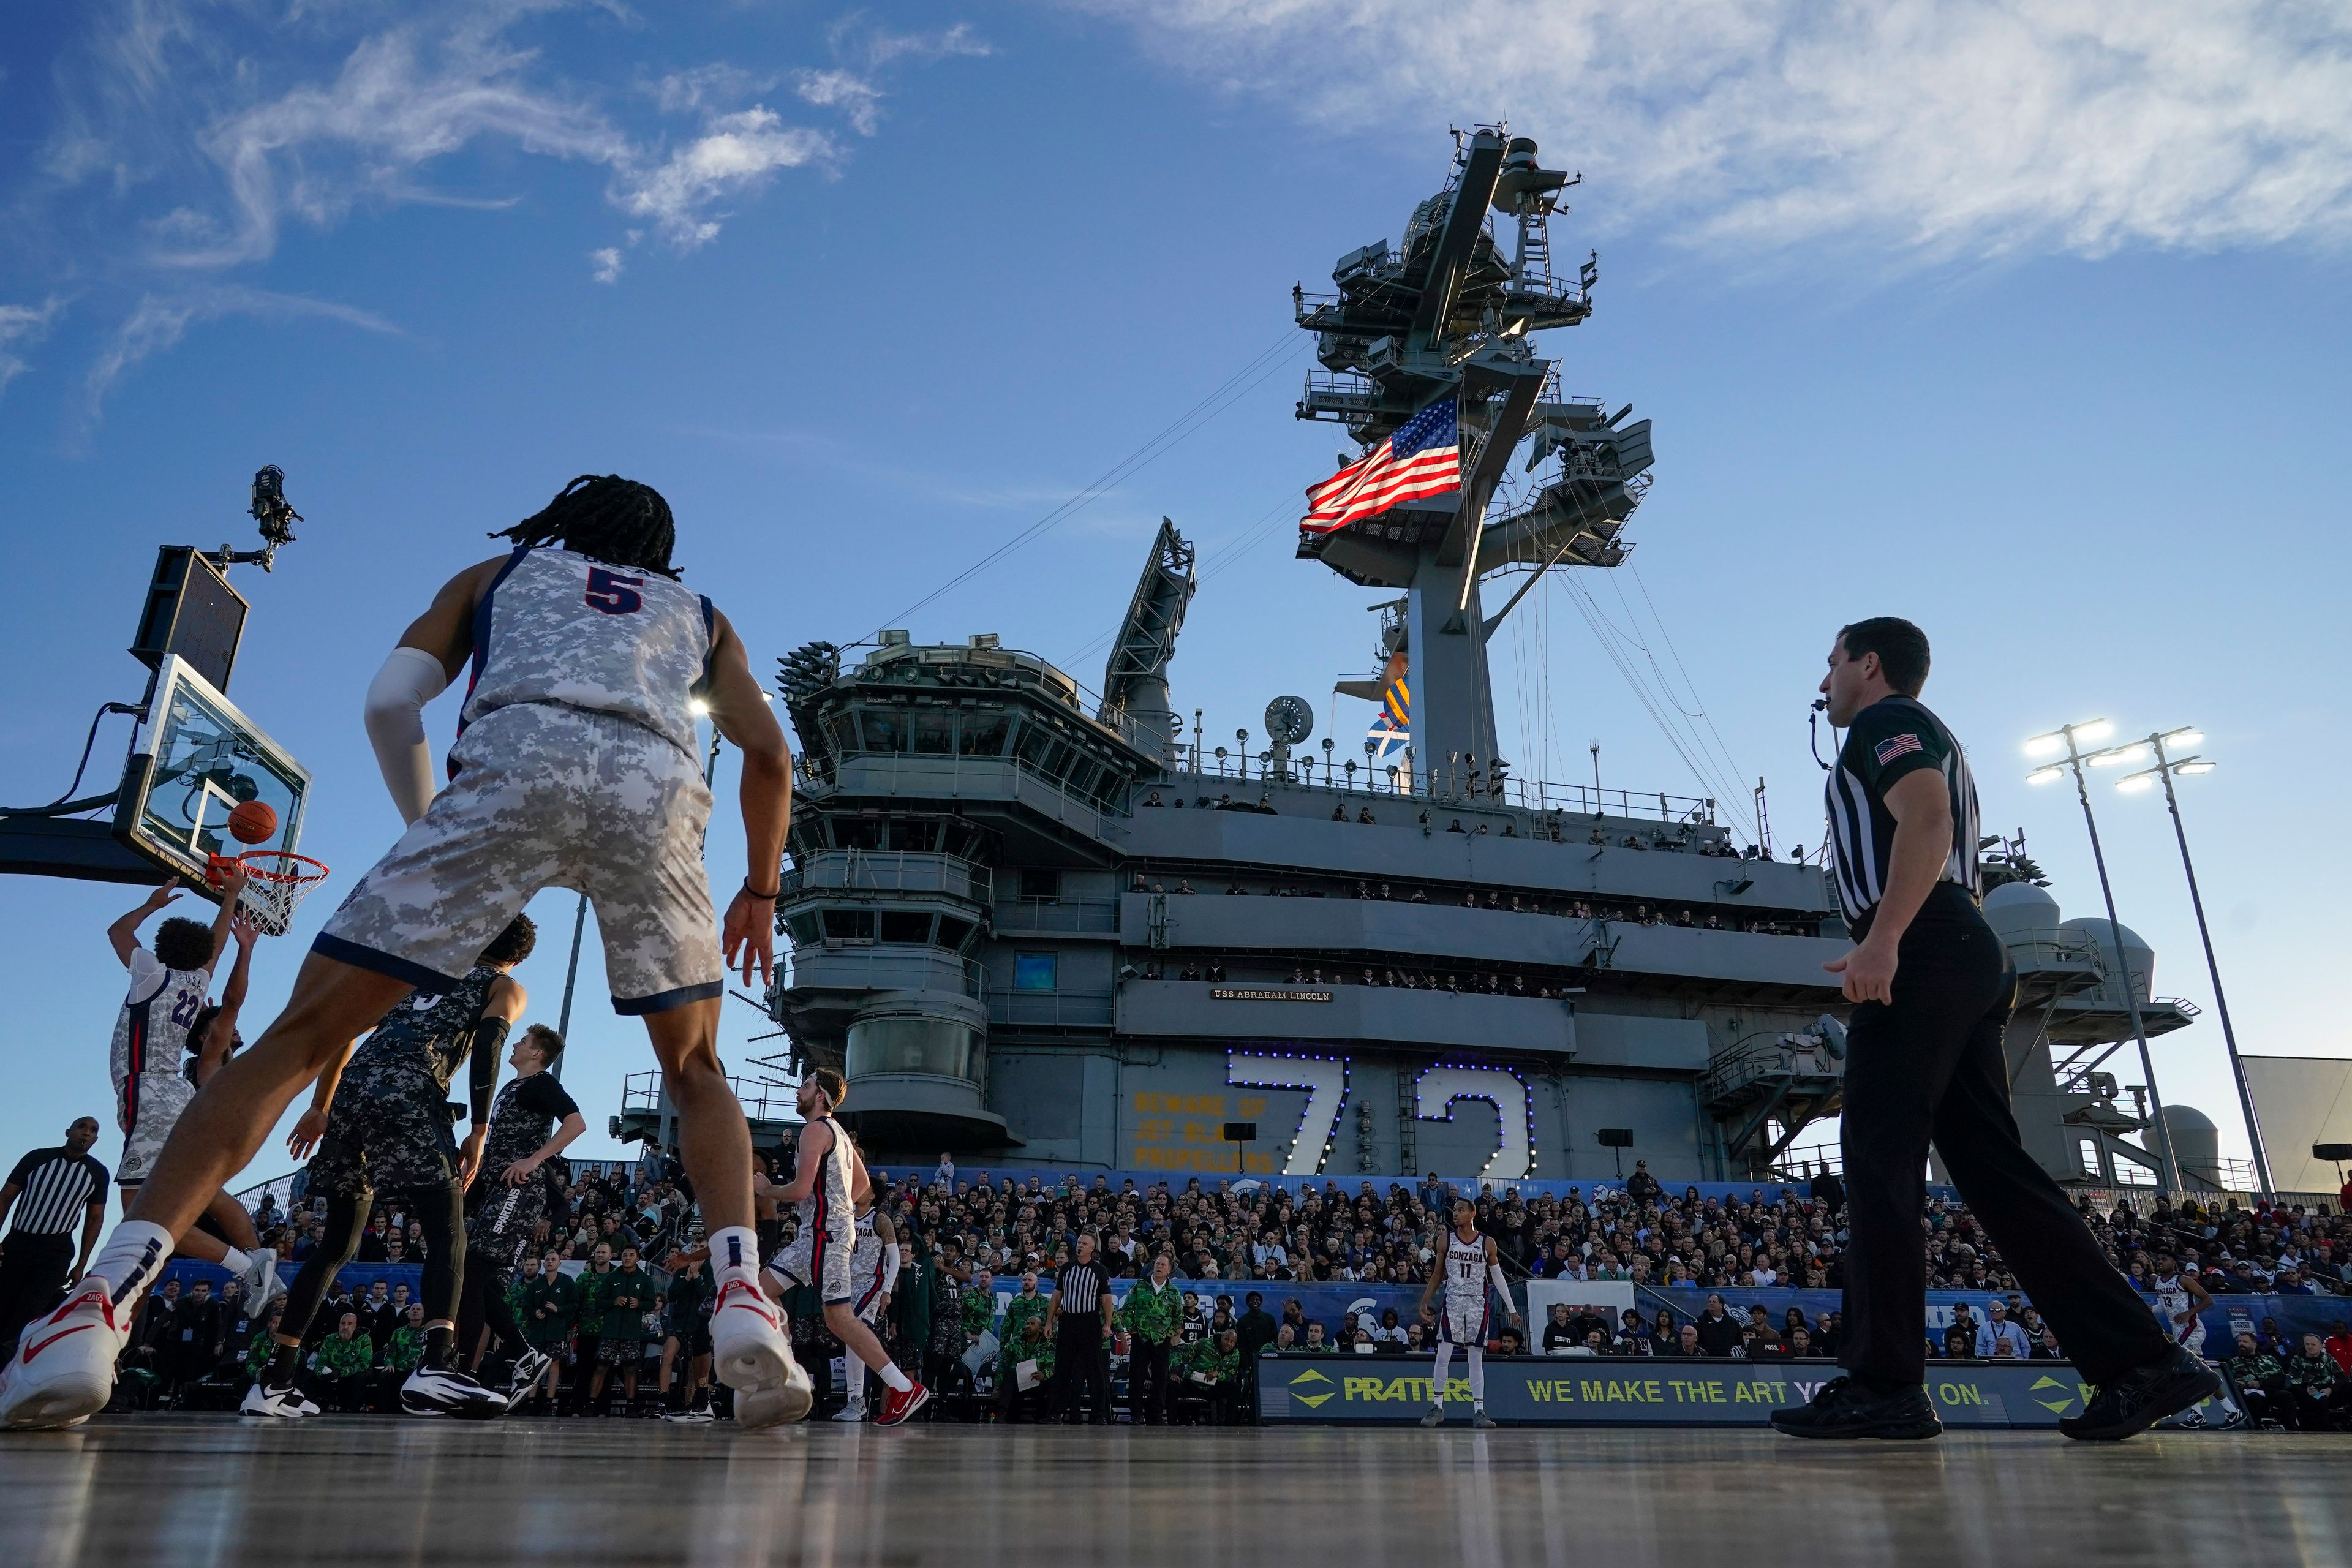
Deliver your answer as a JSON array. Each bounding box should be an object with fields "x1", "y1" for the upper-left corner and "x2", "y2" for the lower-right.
[
  {"x1": 1065, "y1": 758, "x2": 1102, "y2": 799},
  {"x1": 1019, "y1": 869, "x2": 1061, "y2": 903},
  {"x1": 934, "y1": 915, "x2": 974, "y2": 951},
  {"x1": 888, "y1": 820, "x2": 940, "y2": 853},
  {"x1": 911, "y1": 712, "x2": 954, "y2": 755},
  {"x1": 825, "y1": 715, "x2": 859, "y2": 756},
  {"x1": 2078, "y1": 1138, "x2": 2102, "y2": 1180},
  {"x1": 845, "y1": 1016, "x2": 982, "y2": 1084},
  {"x1": 1012, "y1": 952, "x2": 1057, "y2": 992},
  {"x1": 859, "y1": 710, "x2": 906, "y2": 753},
  {"x1": 785, "y1": 913, "x2": 821, "y2": 946},
  {"x1": 821, "y1": 909, "x2": 875, "y2": 941},
  {"x1": 879, "y1": 911, "x2": 934, "y2": 944},
  {"x1": 959, "y1": 713, "x2": 1011, "y2": 756},
  {"x1": 833, "y1": 818, "x2": 885, "y2": 850}
]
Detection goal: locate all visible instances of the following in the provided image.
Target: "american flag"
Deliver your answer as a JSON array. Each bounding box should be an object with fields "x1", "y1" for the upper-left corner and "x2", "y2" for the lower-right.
[
  {"x1": 1302, "y1": 396, "x2": 1461, "y2": 534},
  {"x1": 1874, "y1": 733, "x2": 1924, "y2": 766}
]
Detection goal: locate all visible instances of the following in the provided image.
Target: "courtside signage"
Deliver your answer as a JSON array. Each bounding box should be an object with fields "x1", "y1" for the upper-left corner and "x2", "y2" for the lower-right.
[{"x1": 1256, "y1": 1354, "x2": 2234, "y2": 1429}]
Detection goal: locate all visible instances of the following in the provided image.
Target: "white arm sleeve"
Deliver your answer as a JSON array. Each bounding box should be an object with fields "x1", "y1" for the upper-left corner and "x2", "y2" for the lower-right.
[
  {"x1": 880, "y1": 1243, "x2": 902, "y2": 1294},
  {"x1": 1488, "y1": 1264, "x2": 1517, "y2": 1319},
  {"x1": 363, "y1": 647, "x2": 449, "y2": 825}
]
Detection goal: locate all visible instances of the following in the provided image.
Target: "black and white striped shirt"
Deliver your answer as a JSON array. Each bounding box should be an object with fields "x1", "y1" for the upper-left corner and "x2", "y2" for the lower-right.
[
  {"x1": 1825, "y1": 696, "x2": 1980, "y2": 933},
  {"x1": 1054, "y1": 1259, "x2": 1107, "y2": 1318},
  {"x1": 4, "y1": 1145, "x2": 110, "y2": 1236}
]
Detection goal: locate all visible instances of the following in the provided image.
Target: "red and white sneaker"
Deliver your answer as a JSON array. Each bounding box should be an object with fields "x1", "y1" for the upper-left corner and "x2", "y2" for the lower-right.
[
  {"x1": 874, "y1": 1380, "x2": 929, "y2": 1427},
  {"x1": 0, "y1": 1281, "x2": 130, "y2": 1430},
  {"x1": 710, "y1": 1275, "x2": 812, "y2": 1429}
]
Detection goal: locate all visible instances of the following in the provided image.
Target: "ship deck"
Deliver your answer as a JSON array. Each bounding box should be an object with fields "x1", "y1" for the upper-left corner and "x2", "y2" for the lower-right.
[{"x1": 2, "y1": 1414, "x2": 2337, "y2": 1566}]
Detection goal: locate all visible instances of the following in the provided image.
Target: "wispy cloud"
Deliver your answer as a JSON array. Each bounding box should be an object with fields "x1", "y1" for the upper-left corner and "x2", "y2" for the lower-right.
[
  {"x1": 794, "y1": 69, "x2": 883, "y2": 137},
  {"x1": 0, "y1": 298, "x2": 67, "y2": 396},
  {"x1": 85, "y1": 287, "x2": 398, "y2": 418},
  {"x1": 589, "y1": 246, "x2": 625, "y2": 283},
  {"x1": 1100, "y1": 0, "x2": 2352, "y2": 260},
  {"x1": 614, "y1": 107, "x2": 834, "y2": 249}
]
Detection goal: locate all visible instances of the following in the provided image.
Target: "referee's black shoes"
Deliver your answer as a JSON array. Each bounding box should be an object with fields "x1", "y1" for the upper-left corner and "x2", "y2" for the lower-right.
[
  {"x1": 2057, "y1": 1346, "x2": 2222, "y2": 1442},
  {"x1": 1770, "y1": 1376, "x2": 1943, "y2": 1440}
]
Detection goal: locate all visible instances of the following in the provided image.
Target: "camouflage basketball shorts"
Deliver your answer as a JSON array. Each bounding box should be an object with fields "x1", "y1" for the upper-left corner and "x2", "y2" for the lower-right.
[
  {"x1": 314, "y1": 703, "x2": 723, "y2": 1012},
  {"x1": 468, "y1": 1171, "x2": 552, "y2": 1273},
  {"x1": 306, "y1": 1063, "x2": 460, "y2": 1198},
  {"x1": 116, "y1": 1071, "x2": 195, "y2": 1186}
]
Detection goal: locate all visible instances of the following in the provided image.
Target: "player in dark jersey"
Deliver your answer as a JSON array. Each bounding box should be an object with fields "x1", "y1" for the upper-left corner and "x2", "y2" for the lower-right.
[
  {"x1": 1773, "y1": 617, "x2": 2217, "y2": 1443},
  {"x1": 454, "y1": 1023, "x2": 584, "y2": 1391},
  {"x1": 241, "y1": 918, "x2": 535, "y2": 1420}
]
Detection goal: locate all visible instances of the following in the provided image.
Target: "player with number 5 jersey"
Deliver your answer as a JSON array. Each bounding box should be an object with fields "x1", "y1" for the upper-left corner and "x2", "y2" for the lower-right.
[{"x1": 3, "y1": 475, "x2": 809, "y2": 1431}]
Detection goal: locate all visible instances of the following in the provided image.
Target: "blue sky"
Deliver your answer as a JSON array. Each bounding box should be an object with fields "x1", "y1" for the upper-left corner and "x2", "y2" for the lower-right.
[{"x1": 3, "y1": 1, "x2": 2347, "y2": 1186}]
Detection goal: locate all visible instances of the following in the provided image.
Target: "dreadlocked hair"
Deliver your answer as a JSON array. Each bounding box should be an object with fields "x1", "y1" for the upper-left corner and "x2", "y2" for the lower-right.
[{"x1": 492, "y1": 475, "x2": 680, "y2": 579}]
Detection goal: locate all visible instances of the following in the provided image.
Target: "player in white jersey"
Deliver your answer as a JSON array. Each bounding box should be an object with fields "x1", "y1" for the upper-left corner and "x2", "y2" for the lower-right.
[
  {"x1": 832, "y1": 1204, "x2": 901, "y2": 1421},
  {"x1": 765, "y1": 1070, "x2": 928, "y2": 1426},
  {"x1": 2147, "y1": 1252, "x2": 2212, "y2": 1357},
  {"x1": 5, "y1": 476, "x2": 804, "y2": 1431},
  {"x1": 1414, "y1": 1197, "x2": 1521, "y2": 1428},
  {"x1": 99, "y1": 876, "x2": 279, "y2": 1311}
]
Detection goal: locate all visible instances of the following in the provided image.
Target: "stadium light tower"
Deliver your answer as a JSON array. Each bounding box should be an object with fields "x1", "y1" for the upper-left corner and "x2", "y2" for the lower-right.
[
  {"x1": 2116, "y1": 729, "x2": 2269, "y2": 1196},
  {"x1": 2024, "y1": 719, "x2": 2182, "y2": 1192}
]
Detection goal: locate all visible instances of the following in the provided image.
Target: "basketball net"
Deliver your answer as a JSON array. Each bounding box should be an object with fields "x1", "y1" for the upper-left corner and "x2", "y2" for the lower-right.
[{"x1": 206, "y1": 849, "x2": 331, "y2": 937}]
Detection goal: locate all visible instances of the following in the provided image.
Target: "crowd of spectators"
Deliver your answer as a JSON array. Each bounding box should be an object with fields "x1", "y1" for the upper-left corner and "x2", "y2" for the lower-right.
[{"x1": 113, "y1": 1155, "x2": 2352, "y2": 1425}]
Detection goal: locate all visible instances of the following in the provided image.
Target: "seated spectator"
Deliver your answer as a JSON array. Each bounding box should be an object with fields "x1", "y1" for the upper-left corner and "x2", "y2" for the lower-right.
[
  {"x1": 2226, "y1": 1331, "x2": 2288, "y2": 1428},
  {"x1": 309, "y1": 1311, "x2": 376, "y2": 1412},
  {"x1": 997, "y1": 1316, "x2": 1056, "y2": 1423},
  {"x1": 1541, "y1": 1303, "x2": 1580, "y2": 1354},
  {"x1": 1976, "y1": 1300, "x2": 2031, "y2": 1359},
  {"x1": 1676, "y1": 1324, "x2": 1702, "y2": 1356},
  {"x1": 1496, "y1": 1327, "x2": 1528, "y2": 1355},
  {"x1": 1302, "y1": 1321, "x2": 1333, "y2": 1354},
  {"x1": 2285, "y1": 1333, "x2": 2352, "y2": 1431},
  {"x1": 376, "y1": 1302, "x2": 428, "y2": 1408},
  {"x1": 1174, "y1": 1327, "x2": 1242, "y2": 1423}
]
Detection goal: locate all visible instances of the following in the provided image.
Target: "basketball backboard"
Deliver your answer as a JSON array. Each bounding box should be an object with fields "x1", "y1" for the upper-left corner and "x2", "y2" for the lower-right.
[{"x1": 114, "y1": 653, "x2": 310, "y2": 900}]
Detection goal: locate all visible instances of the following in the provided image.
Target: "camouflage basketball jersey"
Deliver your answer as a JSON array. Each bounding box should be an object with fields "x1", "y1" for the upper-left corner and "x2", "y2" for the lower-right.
[
  {"x1": 346, "y1": 963, "x2": 502, "y2": 1093},
  {"x1": 458, "y1": 546, "x2": 714, "y2": 761},
  {"x1": 112, "y1": 959, "x2": 211, "y2": 1095}
]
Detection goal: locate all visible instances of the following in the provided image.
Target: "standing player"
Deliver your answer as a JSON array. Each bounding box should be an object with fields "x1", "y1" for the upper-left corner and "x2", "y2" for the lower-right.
[
  {"x1": 104, "y1": 878, "x2": 278, "y2": 1308},
  {"x1": 765, "y1": 1070, "x2": 927, "y2": 1425},
  {"x1": 1771, "y1": 617, "x2": 2218, "y2": 1442},
  {"x1": 241, "y1": 918, "x2": 534, "y2": 1419},
  {"x1": 1415, "y1": 1197, "x2": 1520, "y2": 1428},
  {"x1": 2147, "y1": 1253, "x2": 2213, "y2": 1359},
  {"x1": 4, "y1": 475, "x2": 806, "y2": 1430},
  {"x1": 456, "y1": 1023, "x2": 584, "y2": 1389},
  {"x1": 832, "y1": 1200, "x2": 900, "y2": 1422}
]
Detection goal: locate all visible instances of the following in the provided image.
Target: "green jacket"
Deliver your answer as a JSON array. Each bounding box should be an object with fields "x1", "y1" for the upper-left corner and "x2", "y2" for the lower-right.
[
  {"x1": 1000, "y1": 1330, "x2": 1055, "y2": 1390},
  {"x1": 1176, "y1": 1338, "x2": 1239, "y2": 1385},
  {"x1": 603, "y1": 1265, "x2": 654, "y2": 1340},
  {"x1": 1002, "y1": 1289, "x2": 1048, "y2": 1345},
  {"x1": 311, "y1": 1332, "x2": 374, "y2": 1378},
  {"x1": 1118, "y1": 1280, "x2": 1183, "y2": 1346},
  {"x1": 524, "y1": 1273, "x2": 576, "y2": 1347},
  {"x1": 381, "y1": 1325, "x2": 427, "y2": 1373},
  {"x1": 2285, "y1": 1351, "x2": 2343, "y2": 1390},
  {"x1": 572, "y1": 1265, "x2": 616, "y2": 1335},
  {"x1": 2227, "y1": 1351, "x2": 2285, "y2": 1385},
  {"x1": 962, "y1": 1286, "x2": 997, "y2": 1338},
  {"x1": 244, "y1": 1333, "x2": 276, "y2": 1382},
  {"x1": 899, "y1": 1249, "x2": 933, "y2": 1351}
]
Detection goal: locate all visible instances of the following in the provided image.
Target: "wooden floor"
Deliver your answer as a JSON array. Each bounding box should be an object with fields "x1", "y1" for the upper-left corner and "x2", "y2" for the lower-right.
[{"x1": 2, "y1": 1415, "x2": 2343, "y2": 1567}]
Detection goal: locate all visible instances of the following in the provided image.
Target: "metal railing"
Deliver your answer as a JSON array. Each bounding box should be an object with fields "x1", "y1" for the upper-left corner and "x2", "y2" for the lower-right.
[
  {"x1": 987, "y1": 987, "x2": 1116, "y2": 1028},
  {"x1": 810, "y1": 754, "x2": 1128, "y2": 839},
  {"x1": 782, "y1": 948, "x2": 987, "y2": 999},
  {"x1": 622, "y1": 1069, "x2": 800, "y2": 1123},
  {"x1": 780, "y1": 849, "x2": 992, "y2": 905},
  {"x1": 1155, "y1": 761, "x2": 1721, "y2": 830},
  {"x1": 993, "y1": 896, "x2": 1120, "y2": 936}
]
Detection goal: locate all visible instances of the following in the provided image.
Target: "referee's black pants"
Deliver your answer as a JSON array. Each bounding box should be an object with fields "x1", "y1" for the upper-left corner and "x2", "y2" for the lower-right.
[
  {"x1": 1839, "y1": 884, "x2": 2171, "y2": 1389},
  {"x1": 0, "y1": 1232, "x2": 74, "y2": 1357},
  {"x1": 1053, "y1": 1314, "x2": 1110, "y2": 1423}
]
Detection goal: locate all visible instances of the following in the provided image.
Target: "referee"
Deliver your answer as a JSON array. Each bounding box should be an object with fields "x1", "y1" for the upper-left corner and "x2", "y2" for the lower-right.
[
  {"x1": 1771, "y1": 618, "x2": 2218, "y2": 1443},
  {"x1": 1046, "y1": 1233, "x2": 1112, "y2": 1424},
  {"x1": 0, "y1": 1117, "x2": 110, "y2": 1357}
]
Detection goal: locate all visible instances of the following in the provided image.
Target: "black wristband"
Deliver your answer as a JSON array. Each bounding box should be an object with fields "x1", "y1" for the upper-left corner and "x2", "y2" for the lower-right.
[{"x1": 743, "y1": 878, "x2": 780, "y2": 900}]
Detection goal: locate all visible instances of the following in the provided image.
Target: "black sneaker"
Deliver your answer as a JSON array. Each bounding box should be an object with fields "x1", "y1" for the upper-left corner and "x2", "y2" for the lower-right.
[
  {"x1": 2058, "y1": 1346, "x2": 2222, "y2": 1442},
  {"x1": 1771, "y1": 1376, "x2": 1943, "y2": 1440}
]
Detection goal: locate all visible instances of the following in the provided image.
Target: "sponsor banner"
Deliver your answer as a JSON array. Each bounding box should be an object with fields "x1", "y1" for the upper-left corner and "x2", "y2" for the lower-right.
[
  {"x1": 1256, "y1": 1353, "x2": 2237, "y2": 1429},
  {"x1": 898, "y1": 1167, "x2": 1849, "y2": 1209}
]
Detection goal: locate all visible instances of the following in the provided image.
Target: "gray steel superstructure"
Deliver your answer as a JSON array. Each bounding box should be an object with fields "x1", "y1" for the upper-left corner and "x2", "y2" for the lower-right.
[{"x1": 617, "y1": 130, "x2": 2205, "y2": 1190}]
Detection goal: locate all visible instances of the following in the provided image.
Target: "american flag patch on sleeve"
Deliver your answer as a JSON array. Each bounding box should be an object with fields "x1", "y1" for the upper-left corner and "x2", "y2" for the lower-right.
[{"x1": 1874, "y1": 733, "x2": 1925, "y2": 765}]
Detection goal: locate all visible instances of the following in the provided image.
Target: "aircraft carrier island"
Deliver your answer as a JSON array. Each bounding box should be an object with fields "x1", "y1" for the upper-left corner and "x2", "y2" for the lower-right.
[{"x1": 622, "y1": 129, "x2": 2203, "y2": 1192}]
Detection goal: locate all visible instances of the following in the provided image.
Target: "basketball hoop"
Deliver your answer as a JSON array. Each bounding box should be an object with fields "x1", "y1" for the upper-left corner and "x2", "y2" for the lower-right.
[{"x1": 206, "y1": 848, "x2": 331, "y2": 937}]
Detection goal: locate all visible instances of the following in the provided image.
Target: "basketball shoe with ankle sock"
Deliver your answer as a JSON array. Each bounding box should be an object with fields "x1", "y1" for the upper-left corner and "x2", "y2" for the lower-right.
[{"x1": 0, "y1": 1222, "x2": 170, "y2": 1430}]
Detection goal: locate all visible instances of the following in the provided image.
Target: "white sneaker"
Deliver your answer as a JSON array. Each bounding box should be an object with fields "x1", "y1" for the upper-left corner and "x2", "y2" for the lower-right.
[
  {"x1": 400, "y1": 1365, "x2": 508, "y2": 1421},
  {"x1": 711, "y1": 1276, "x2": 812, "y2": 1428},
  {"x1": 0, "y1": 1281, "x2": 130, "y2": 1430},
  {"x1": 240, "y1": 1251, "x2": 284, "y2": 1307},
  {"x1": 505, "y1": 1350, "x2": 552, "y2": 1411},
  {"x1": 832, "y1": 1402, "x2": 867, "y2": 1422},
  {"x1": 662, "y1": 1403, "x2": 717, "y2": 1423},
  {"x1": 240, "y1": 1379, "x2": 320, "y2": 1419}
]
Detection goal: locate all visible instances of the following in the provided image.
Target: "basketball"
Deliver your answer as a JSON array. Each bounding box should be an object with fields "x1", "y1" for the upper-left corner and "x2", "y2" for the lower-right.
[{"x1": 226, "y1": 799, "x2": 277, "y2": 845}]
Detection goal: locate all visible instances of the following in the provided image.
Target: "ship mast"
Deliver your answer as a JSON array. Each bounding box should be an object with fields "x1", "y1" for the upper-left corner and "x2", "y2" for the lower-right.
[{"x1": 1295, "y1": 127, "x2": 1654, "y2": 794}]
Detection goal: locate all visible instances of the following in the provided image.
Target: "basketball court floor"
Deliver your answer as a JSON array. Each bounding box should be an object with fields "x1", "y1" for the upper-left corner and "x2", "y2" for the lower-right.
[{"x1": 2, "y1": 1417, "x2": 2341, "y2": 1566}]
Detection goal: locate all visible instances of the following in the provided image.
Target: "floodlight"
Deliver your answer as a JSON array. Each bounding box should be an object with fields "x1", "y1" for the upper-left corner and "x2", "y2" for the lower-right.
[
  {"x1": 2162, "y1": 726, "x2": 2203, "y2": 748},
  {"x1": 2072, "y1": 718, "x2": 2114, "y2": 744},
  {"x1": 2087, "y1": 744, "x2": 2148, "y2": 769},
  {"x1": 2116, "y1": 775, "x2": 2155, "y2": 794},
  {"x1": 2176, "y1": 760, "x2": 2217, "y2": 775},
  {"x1": 2023, "y1": 733, "x2": 2065, "y2": 758},
  {"x1": 2026, "y1": 766, "x2": 2064, "y2": 786}
]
